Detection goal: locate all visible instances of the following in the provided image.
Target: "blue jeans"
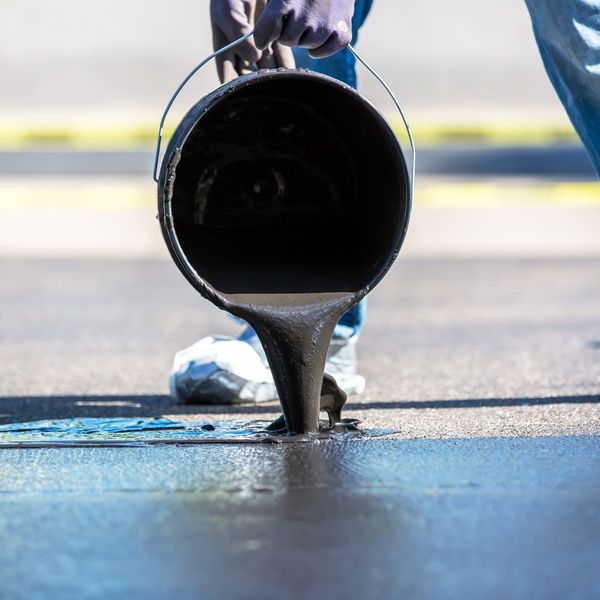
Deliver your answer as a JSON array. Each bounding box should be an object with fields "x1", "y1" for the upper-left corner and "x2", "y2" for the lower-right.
[
  {"x1": 234, "y1": 2, "x2": 373, "y2": 342},
  {"x1": 293, "y1": 0, "x2": 374, "y2": 340},
  {"x1": 292, "y1": 0, "x2": 600, "y2": 339},
  {"x1": 525, "y1": 0, "x2": 600, "y2": 175}
]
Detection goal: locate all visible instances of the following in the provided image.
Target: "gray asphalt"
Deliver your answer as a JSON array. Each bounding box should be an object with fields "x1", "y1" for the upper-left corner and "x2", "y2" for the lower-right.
[
  {"x1": 1, "y1": 437, "x2": 599, "y2": 599},
  {"x1": 1, "y1": 256, "x2": 599, "y2": 432},
  {"x1": 1, "y1": 257, "x2": 599, "y2": 598},
  {"x1": 1, "y1": 145, "x2": 596, "y2": 178},
  {"x1": 3, "y1": 1, "x2": 599, "y2": 596}
]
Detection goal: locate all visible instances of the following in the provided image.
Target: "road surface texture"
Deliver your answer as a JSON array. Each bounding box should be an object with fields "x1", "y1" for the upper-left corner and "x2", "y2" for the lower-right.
[
  {"x1": 1, "y1": 256, "x2": 599, "y2": 434},
  {"x1": 0, "y1": 145, "x2": 596, "y2": 178},
  {"x1": 1, "y1": 438, "x2": 599, "y2": 599},
  {"x1": 0, "y1": 255, "x2": 599, "y2": 599}
]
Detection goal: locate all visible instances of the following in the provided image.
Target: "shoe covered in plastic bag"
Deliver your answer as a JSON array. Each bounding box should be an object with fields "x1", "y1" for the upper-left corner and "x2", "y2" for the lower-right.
[
  {"x1": 170, "y1": 328, "x2": 365, "y2": 404},
  {"x1": 169, "y1": 335, "x2": 277, "y2": 404}
]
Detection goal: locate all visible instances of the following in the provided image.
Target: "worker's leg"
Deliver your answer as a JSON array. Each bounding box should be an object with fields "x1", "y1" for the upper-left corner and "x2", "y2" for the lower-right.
[
  {"x1": 525, "y1": 0, "x2": 600, "y2": 174},
  {"x1": 293, "y1": 0, "x2": 374, "y2": 341},
  {"x1": 170, "y1": 1, "x2": 374, "y2": 404}
]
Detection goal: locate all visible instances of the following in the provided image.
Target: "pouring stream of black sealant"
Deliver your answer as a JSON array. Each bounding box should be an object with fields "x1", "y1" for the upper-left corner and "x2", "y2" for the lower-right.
[
  {"x1": 155, "y1": 38, "x2": 414, "y2": 436},
  {"x1": 230, "y1": 293, "x2": 357, "y2": 434}
]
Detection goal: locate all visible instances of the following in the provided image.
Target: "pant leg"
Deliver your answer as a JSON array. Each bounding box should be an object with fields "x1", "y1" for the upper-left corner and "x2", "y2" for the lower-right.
[
  {"x1": 525, "y1": 0, "x2": 600, "y2": 175},
  {"x1": 293, "y1": 0, "x2": 374, "y2": 338}
]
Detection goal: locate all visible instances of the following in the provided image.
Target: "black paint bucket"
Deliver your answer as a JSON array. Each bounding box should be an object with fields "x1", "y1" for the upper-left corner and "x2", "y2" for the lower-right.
[{"x1": 157, "y1": 67, "x2": 412, "y2": 434}]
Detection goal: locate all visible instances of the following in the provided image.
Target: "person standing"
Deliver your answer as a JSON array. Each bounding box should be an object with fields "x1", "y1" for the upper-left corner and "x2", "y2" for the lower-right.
[{"x1": 170, "y1": 0, "x2": 600, "y2": 405}]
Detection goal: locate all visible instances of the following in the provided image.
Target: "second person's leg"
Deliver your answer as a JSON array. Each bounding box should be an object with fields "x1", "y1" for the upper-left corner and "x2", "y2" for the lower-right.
[
  {"x1": 525, "y1": 0, "x2": 600, "y2": 174},
  {"x1": 171, "y1": 0, "x2": 375, "y2": 404}
]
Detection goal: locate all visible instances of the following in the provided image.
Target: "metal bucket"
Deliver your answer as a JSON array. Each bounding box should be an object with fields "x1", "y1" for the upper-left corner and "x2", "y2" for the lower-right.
[
  {"x1": 154, "y1": 40, "x2": 413, "y2": 434},
  {"x1": 157, "y1": 69, "x2": 411, "y2": 302}
]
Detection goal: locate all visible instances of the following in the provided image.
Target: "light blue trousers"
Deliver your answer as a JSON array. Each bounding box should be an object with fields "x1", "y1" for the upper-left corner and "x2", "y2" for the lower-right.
[
  {"x1": 293, "y1": 0, "x2": 373, "y2": 340},
  {"x1": 293, "y1": 0, "x2": 600, "y2": 338},
  {"x1": 525, "y1": 0, "x2": 600, "y2": 174}
]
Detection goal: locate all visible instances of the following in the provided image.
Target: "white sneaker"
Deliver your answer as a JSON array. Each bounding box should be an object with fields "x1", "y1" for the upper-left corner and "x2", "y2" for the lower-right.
[
  {"x1": 325, "y1": 336, "x2": 366, "y2": 396},
  {"x1": 170, "y1": 329, "x2": 365, "y2": 404}
]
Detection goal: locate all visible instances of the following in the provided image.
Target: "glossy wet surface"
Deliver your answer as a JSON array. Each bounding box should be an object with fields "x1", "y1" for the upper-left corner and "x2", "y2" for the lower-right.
[
  {"x1": 0, "y1": 417, "x2": 376, "y2": 447},
  {"x1": 1, "y1": 435, "x2": 599, "y2": 599},
  {"x1": 1, "y1": 258, "x2": 600, "y2": 598}
]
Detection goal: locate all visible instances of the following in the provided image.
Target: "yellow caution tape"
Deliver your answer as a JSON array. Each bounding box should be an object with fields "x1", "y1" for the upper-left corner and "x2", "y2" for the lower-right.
[
  {"x1": 0, "y1": 120, "x2": 580, "y2": 149},
  {"x1": 0, "y1": 180, "x2": 597, "y2": 208}
]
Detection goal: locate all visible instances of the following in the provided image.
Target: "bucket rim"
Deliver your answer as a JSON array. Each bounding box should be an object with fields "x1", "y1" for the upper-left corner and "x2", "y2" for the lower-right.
[{"x1": 157, "y1": 68, "x2": 412, "y2": 310}]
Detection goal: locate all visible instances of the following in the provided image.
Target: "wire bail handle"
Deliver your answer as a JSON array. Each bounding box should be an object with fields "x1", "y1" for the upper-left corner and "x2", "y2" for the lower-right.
[{"x1": 153, "y1": 30, "x2": 415, "y2": 191}]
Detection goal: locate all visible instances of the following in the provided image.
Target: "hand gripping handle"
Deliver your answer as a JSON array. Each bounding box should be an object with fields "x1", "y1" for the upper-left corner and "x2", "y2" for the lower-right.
[
  {"x1": 153, "y1": 31, "x2": 416, "y2": 196},
  {"x1": 152, "y1": 31, "x2": 254, "y2": 183}
]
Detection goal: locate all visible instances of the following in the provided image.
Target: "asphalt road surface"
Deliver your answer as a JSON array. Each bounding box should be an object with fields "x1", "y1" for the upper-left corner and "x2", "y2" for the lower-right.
[
  {"x1": 0, "y1": 256, "x2": 599, "y2": 598},
  {"x1": 1, "y1": 437, "x2": 599, "y2": 599},
  {"x1": 2, "y1": 1, "x2": 599, "y2": 594},
  {"x1": 0, "y1": 145, "x2": 596, "y2": 178},
  {"x1": 1, "y1": 256, "x2": 599, "y2": 433}
]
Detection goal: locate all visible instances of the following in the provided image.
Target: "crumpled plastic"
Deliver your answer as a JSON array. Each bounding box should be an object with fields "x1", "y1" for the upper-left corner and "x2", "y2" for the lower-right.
[{"x1": 170, "y1": 336, "x2": 278, "y2": 404}]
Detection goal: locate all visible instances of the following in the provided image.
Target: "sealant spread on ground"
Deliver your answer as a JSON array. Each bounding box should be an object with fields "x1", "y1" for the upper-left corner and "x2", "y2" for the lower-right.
[{"x1": 0, "y1": 417, "x2": 396, "y2": 448}]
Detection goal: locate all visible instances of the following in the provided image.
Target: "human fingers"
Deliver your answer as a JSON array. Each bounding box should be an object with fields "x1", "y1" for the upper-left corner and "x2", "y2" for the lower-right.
[
  {"x1": 256, "y1": 43, "x2": 294, "y2": 69},
  {"x1": 211, "y1": 0, "x2": 262, "y2": 63},
  {"x1": 216, "y1": 53, "x2": 239, "y2": 83},
  {"x1": 213, "y1": 21, "x2": 246, "y2": 82},
  {"x1": 255, "y1": 0, "x2": 355, "y2": 56},
  {"x1": 236, "y1": 56, "x2": 256, "y2": 76},
  {"x1": 271, "y1": 42, "x2": 296, "y2": 69},
  {"x1": 256, "y1": 46, "x2": 276, "y2": 70},
  {"x1": 276, "y1": 15, "x2": 316, "y2": 48},
  {"x1": 253, "y1": 0, "x2": 286, "y2": 50},
  {"x1": 308, "y1": 27, "x2": 352, "y2": 59}
]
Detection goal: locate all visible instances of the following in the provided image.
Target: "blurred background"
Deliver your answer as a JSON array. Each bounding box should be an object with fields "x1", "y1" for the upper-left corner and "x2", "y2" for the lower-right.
[
  {"x1": 0, "y1": 0, "x2": 598, "y2": 401},
  {"x1": 0, "y1": 0, "x2": 598, "y2": 258},
  {"x1": 0, "y1": 0, "x2": 582, "y2": 120},
  {"x1": 2, "y1": 6, "x2": 599, "y2": 595}
]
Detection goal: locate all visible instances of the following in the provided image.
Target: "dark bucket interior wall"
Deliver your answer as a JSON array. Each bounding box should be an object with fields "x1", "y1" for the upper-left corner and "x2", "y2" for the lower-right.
[{"x1": 170, "y1": 76, "x2": 408, "y2": 296}]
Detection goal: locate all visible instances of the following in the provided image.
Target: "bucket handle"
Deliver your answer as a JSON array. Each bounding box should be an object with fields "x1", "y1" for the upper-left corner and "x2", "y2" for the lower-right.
[
  {"x1": 152, "y1": 31, "x2": 254, "y2": 183},
  {"x1": 153, "y1": 31, "x2": 416, "y2": 192}
]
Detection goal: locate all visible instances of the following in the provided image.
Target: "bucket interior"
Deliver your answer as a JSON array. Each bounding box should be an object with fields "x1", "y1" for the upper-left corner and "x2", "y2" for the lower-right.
[{"x1": 168, "y1": 75, "x2": 408, "y2": 296}]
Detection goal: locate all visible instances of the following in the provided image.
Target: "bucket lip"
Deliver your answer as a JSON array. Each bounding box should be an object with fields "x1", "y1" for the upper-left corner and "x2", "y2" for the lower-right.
[{"x1": 157, "y1": 68, "x2": 412, "y2": 309}]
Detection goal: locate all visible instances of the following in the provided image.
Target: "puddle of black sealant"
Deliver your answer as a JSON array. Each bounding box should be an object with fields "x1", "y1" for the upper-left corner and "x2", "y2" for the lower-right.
[{"x1": 0, "y1": 417, "x2": 398, "y2": 449}]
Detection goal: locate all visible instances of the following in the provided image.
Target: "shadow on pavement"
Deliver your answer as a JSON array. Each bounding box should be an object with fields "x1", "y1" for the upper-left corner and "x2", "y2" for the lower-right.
[{"x1": 0, "y1": 393, "x2": 598, "y2": 425}]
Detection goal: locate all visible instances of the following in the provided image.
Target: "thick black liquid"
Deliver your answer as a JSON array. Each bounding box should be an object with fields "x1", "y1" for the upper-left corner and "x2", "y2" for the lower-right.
[{"x1": 230, "y1": 292, "x2": 356, "y2": 434}]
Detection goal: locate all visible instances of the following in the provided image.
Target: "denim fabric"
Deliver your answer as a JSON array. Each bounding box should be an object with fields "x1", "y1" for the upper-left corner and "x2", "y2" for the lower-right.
[
  {"x1": 526, "y1": 0, "x2": 600, "y2": 174},
  {"x1": 292, "y1": 0, "x2": 374, "y2": 338},
  {"x1": 334, "y1": 298, "x2": 367, "y2": 340},
  {"x1": 292, "y1": 0, "x2": 600, "y2": 340}
]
